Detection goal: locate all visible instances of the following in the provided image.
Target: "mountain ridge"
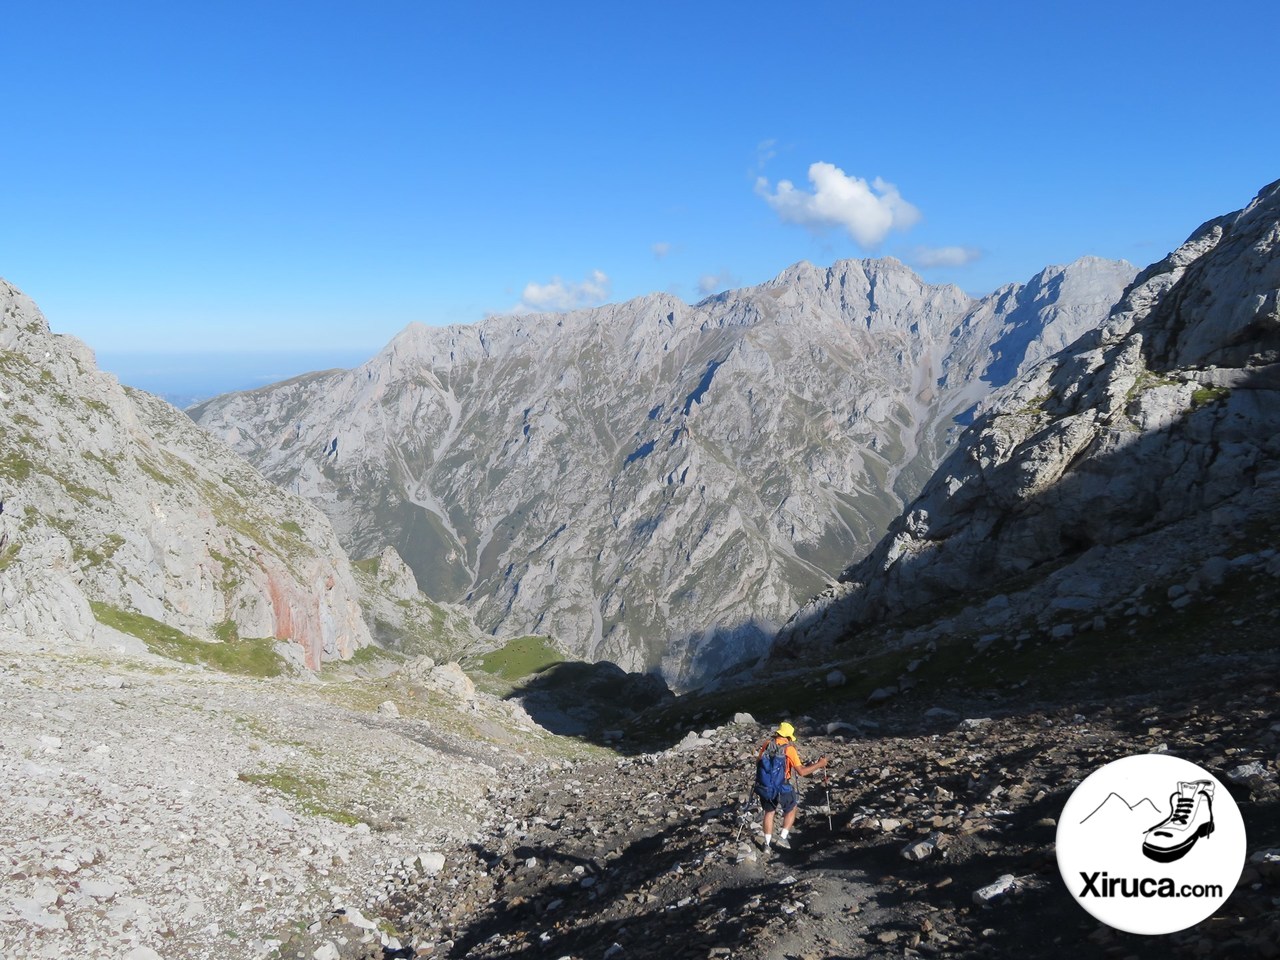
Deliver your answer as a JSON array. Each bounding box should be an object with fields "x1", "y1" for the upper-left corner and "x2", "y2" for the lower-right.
[
  {"x1": 192, "y1": 254, "x2": 1136, "y2": 687},
  {"x1": 775, "y1": 178, "x2": 1280, "y2": 663},
  {"x1": 0, "y1": 279, "x2": 374, "y2": 667}
]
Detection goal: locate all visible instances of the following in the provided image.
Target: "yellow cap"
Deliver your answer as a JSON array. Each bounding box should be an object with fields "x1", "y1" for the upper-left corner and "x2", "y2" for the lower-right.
[{"x1": 776, "y1": 721, "x2": 796, "y2": 740}]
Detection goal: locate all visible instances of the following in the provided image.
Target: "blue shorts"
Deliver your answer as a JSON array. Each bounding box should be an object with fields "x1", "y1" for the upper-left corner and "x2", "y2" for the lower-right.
[{"x1": 757, "y1": 786, "x2": 797, "y2": 814}]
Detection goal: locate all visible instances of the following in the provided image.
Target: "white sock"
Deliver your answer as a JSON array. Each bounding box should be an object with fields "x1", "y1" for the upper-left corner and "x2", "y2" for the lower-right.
[
  {"x1": 763, "y1": 833, "x2": 772, "y2": 846},
  {"x1": 780, "y1": 829, "x2": 789, "y2": 840}
]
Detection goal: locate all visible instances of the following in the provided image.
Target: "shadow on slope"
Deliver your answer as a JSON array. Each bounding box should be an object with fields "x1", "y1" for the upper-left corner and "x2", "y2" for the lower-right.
[
  {"x1": 501, "y1": 658, "x2": 675, "y2": 750},
  {"x1": 779, "y1": 359, "x2": 1280, "y2": 654}
]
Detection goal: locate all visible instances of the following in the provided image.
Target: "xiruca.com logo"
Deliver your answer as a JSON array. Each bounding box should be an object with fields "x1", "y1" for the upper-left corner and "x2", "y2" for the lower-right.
[{"x1": 1056, "y1": 754, "x2": 1247, "y2": 935}]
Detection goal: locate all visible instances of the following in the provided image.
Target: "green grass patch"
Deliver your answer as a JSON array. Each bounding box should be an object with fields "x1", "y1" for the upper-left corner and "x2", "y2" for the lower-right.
[
  {"x1": 82, "y1": 450, "x2": 119, "y2": 476},
  {"x1": 1125, "y1": 368, "x2": 1180, "y2": 404},
  {"x1": 353, "y1": 556, "x2": 381, "y2": 575},
  {"x1": 0, "y1": 541, "x2": 20, "y2": 571},
  {"x1": 1190, "y1": 385, "x2": 1230, "y2": 409},
  {"x1": 280, "y1": 520, "x2": 304, "y2": 536},
  {"x1": 90, "y1": 601, "x2": 284, "y2": 677},
  {"x1": 474, "y1": 635, "x2": 563, "y2": 680},
  {"x1": 59, "y1": 476, "x2": 105, "y2": 502},
  {"x1": 135, "y1": 457, "x2": 174, "y2": 487},
  {"x1": 347, "y1": 643, "x2": 403, "y2": 667},
  {"x1": 75, "y1": 533, "x2": 124, "y2": 568},
  {"x1": 237, "y1": 767, "x2": 362, "y2": 826},
  {"x1": 0, "y1": 452, "x2": 34, "y2": 482}
]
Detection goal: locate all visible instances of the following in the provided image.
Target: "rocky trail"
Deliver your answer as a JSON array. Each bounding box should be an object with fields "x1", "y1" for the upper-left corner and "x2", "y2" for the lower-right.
[
  {"x1": 4, "y1": 594, "x2": 1278, "y2": 960},
  {"x1": 285, "y1": 645, "x2": 1279, "y2": 960}
]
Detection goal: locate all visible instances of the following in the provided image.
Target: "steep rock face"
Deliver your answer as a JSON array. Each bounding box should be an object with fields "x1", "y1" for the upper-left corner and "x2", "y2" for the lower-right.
[
  {"x1": 0, "y1": 280, "x2": 372, "y2": 667},
  {"x1": 776, "y1": 180, "x2": 1280, "y2": 655},
  {"x1": 192, "y1": 257, "x2": 1134, "y2": 687},
  {"x1": 350, "y1": 545, "x2": 492, "y2": 660}
]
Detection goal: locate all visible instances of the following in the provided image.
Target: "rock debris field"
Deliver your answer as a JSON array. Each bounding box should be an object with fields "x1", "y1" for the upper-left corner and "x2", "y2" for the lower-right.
[{"x1": 2, "y1": 629, "x2": 1278, "y2": 960}]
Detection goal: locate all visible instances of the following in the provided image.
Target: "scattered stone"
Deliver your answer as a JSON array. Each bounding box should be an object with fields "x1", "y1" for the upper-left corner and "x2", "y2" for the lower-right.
[
  {"x1": 1227, "y1": 761, "x2": 1270, "y2": 783},
  {"x1": 378, "y1": 700, "x2": 400, "y2": 718},
  {"x1": 973, "y1": 874, "x2": 1018, "y2": 904},
  {"x1": 417, "y1": 852, "x2": 446, "y2": 875},
  {"x1": 901, "y1": 834, "x2": 941, "y2": 862}
]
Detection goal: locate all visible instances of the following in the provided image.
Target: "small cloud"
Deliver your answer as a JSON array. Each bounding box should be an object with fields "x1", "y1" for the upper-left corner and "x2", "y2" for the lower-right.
[
  {"x1": 518, "y1": 269, "x2": 611, "y2": 312},
  {"x1": 652, "y1": 241, "x2": 672, "y2": 260},
  {"x1": 756, "y1": 162, "x2": 920, "y2": 248},
  {"x1": 911, "y1": 245, "x2": 982, "y2": 269},
  {"x1": 755, "y1": 138, "x2": 779, "y2": 171},
  {"x1": 697, "y1": 270, "x2": 736, "y2": 296}
]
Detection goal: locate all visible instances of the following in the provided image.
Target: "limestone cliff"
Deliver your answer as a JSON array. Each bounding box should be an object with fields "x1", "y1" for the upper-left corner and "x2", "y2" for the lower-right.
[
  {"x1": 192, "y1": 257, "x2": 1134, "y2": 687},
  {"x1": 0, "y1": 280, "x2": 372, "y2": 666}
]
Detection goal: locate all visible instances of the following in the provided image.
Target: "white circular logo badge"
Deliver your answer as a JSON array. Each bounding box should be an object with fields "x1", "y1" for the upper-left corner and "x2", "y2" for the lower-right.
[{"x1": 1056, "y1": 754, "x2": 1246, "y2": 935}]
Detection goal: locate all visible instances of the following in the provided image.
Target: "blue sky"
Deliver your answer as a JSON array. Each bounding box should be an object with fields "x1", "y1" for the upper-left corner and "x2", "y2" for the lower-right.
[{"x1": 3, "y1": 1, "x2": 1277, "y2": 390}]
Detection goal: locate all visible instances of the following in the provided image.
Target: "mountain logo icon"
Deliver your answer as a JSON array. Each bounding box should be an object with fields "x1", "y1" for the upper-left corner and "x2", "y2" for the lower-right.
[
  {"x1": 1056, "y1": 754, "x2": 1247, "y2": 936},
  {"x1": 1079, "y1": 792, "x2": 1162, "y2": 826}
]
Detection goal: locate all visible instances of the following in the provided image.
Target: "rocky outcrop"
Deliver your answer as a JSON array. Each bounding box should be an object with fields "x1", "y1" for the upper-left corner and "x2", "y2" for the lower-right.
[
  {"x1": 191, "y1": 257, "x2": 1134, "y2": 688},
  {"x1": 348, "y1": 548, "x2": 492, "y2": 661},
  {"x1": 776, "y1": 179, "x2": 1280, "y2": 657},
  {"x1": 0, "y1": 279, "x2": 372, "y2": 666}
]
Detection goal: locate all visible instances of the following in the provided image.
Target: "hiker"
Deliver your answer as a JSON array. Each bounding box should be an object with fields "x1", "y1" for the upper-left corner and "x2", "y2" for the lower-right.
[{"x1": 756, "y1": 721, "x2": 828, "y2": 849}]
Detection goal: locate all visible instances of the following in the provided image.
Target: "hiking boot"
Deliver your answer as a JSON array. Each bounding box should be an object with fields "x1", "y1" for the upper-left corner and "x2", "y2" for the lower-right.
[
  {"x1": 773, "y1": 836, "x2": 791, "y2": 850},
  {"x1": 1142, "y1": 780, "x2": 1215, "y2": 863}
]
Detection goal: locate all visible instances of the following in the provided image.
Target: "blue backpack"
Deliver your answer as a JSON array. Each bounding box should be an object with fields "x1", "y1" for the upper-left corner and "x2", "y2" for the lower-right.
[{"x1": 755, "y1": 739, "x2": 789, "y2": 802}]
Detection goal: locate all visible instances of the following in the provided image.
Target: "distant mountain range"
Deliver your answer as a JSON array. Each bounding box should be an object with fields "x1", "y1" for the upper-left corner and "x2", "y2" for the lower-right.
[
  {"x1": 191, "y1": 255, "x2": 1136, "y2": 687},
  {"x1": 6, "y1": 181, "x2": 1277, "y2": 695}
]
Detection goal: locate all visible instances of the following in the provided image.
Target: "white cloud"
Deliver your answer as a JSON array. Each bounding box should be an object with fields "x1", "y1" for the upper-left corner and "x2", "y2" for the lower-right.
[
  {"x1": 911, "y1": 245, "x2": 982, "y2": 268},
  {"x1": 652, "y1": 242, "x2": 671, "y2": 260},
  {"x1": 519, "y1": 269, "x2": 611, "y2": 312},
  {"x1": 697, "y1": 270, "x2": 736, "y2": 296},
  {"x1": 755, "y1": 162, "x2": 921, "y2": 248}
]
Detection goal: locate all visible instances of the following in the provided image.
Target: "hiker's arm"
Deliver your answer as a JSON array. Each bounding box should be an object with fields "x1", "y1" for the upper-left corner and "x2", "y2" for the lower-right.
[{"x1": 797, "y1": 756, "x2": 829, "y2": 777}]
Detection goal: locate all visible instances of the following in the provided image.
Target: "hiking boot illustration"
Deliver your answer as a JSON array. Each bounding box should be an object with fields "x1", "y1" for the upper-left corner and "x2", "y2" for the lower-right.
[{"x1": 1142, "y1": 780, "x2": 1215, "y2": 863}]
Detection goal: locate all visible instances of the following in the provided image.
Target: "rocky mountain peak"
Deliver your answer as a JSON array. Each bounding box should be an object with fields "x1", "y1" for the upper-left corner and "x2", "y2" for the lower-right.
[
  {"x1": 776, "y1": 179, "x2": 1280, "y2": 660},
  {"x1": 193, "y1": 253, "x2": 1135, "y2": 687}
]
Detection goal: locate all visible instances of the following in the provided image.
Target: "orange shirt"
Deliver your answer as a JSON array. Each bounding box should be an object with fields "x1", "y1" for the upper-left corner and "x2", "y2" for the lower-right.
[{"x1": 758, "y1": 736, "x2": 803, "y2": 781}]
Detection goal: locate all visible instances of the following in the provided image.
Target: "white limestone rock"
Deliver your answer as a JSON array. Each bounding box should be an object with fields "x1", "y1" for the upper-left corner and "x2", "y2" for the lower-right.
[
  {"x1": 0, "y1": 278, "x2": 373, "y2": 667},
  {"x1": 190, "y1": 255, "x2": 1135, "y2": 688},
  {"x1": 776, "y1": 179, "x2": 1280, "y2": 662}
]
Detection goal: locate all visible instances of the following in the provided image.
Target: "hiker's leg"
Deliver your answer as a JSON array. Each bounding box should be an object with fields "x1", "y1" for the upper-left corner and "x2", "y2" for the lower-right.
[
  {"x1": 763, "y1": 809, "x2": 775, "y2": 835},
  {"x1": 780, "y1": 790, "x2": 798, "y2": 833}
]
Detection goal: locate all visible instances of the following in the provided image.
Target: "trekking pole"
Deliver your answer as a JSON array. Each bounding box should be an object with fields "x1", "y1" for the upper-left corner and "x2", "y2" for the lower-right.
[
  {"x1": 823, "y1": 769, "x2": 833, "y2": 831},
  {"x1": 732, "y1": 768, "x2": 756, "y2": 845},
  {"x1": 733, "y1": 797, "x2": 754, "y2": 845}
]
